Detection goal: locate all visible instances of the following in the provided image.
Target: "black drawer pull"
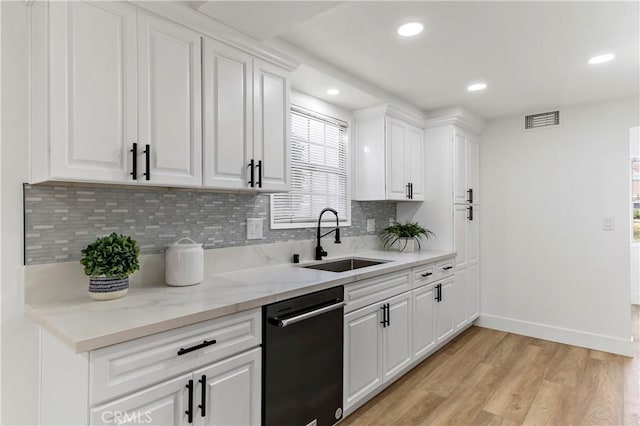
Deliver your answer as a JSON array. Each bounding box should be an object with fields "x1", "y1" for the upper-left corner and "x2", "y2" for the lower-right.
[
  {"x1": 143, "y1": 144, "x2": 151, "y2": 181},
  {"x1": 177, "y1": 339, "x2": 217, "y2": 356},
  {"x1": 248, "y1": 159, "x2": 255, "y2": 187},
  {"x1": 442, "y1": 266, "x2": 453, "y2": 271},
  {"x1": 185, "y1": 379, "x2": 194, "y2": 423},
  {"x1": 256, "y1": 160, "x2": 262, "y2": 188},
  {"x1": 198, "y1": 375, "x2": 207, "y2": 417},
  {"x1": 130, "y1": 143, "x2": 138, "y2": 180},
  {"x1": 421, "y1": 272, "x2": 433, "y2": 277},
  {"x1": 380, "y1": 305, "x2": 387, "y2": 328}
]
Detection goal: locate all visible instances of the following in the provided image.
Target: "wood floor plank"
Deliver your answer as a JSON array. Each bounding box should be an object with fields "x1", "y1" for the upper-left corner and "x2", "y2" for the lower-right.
[
  {"x1": 575, "y1": 357, "x2": 624, "y2": 426},
  {"x1": 522, "y1": 379, "x2": 575, "y2": 426},
  {"x1": 416, "y1": 327, "x2": 506, "y2": 397},
  {"x1": 483, "y1": 344, "x2": 545, "y2": 423},
  {"x1": 481, "y1": 333, "x2": 537, "y2": 369},
  {"x1": 545, "y1": 345, "x2": 590, "y2": 387},
  {"x1": 415, "y1": 362, "x2": 501, "y2": 426},
  {"x1": 472, "y1": 410, "x2": 519, "y2": 426}
]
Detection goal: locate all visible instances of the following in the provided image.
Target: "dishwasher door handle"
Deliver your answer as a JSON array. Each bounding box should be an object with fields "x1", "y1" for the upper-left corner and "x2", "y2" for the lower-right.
[{"x1": 274, "y1": 301, "x2": 347, "y2": 328}]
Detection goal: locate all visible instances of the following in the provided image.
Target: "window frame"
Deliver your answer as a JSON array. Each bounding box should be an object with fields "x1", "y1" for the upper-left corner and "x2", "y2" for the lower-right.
[{"x1": 270, "y1": 103, "x2": 352, "y2": 230}]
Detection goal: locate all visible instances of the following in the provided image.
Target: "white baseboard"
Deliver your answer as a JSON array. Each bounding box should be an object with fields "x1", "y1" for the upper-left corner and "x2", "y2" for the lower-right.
[
  {"x1": 477, "y1": 314, "x2": 633, "y2": 357},
  {"x1": 632, "y1": 291, "x2": 640, "y2": 305}
]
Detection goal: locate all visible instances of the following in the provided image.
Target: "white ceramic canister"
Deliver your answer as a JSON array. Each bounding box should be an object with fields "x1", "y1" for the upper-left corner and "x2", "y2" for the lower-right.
[{"x1": 165, "y1": 237, "x2": 204, "y2": 286}]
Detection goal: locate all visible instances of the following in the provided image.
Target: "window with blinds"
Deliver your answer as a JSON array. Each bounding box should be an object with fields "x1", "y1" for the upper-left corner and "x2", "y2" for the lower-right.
[{"x1": 271, "y1": 106, "x2": 350, "y2": 228}]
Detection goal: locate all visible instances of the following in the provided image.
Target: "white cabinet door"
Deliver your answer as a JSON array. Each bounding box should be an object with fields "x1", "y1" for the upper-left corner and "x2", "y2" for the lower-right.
[
  {"x1": 194, "y1": 348, "x2": 261, "y2": 426},
  {"x1": 453, "y1": 267, "x2": 468, "y2": 330},
  {"x1": 467, "y1": 206, "x2": 480, "y2": 320},
  {"x1": 435, "y1": 278, "x2": 455, "y2": 343},
  {"x1": 49, "y1": 1, "x2": 136, "y2": 183},
  {"x1": 386, "y1": 117, "x2": 408, "y2": 200},
  {"x1": 344, "y1": 303, "x2": 383, "y2": 411},
  {"x1": 253, "y1": 59, "x2": 290, "y2": 191},
  {"x1": 91, "y1": 373, "x2": 190, "y2": 425},
  {"x1": 466, "y1": 136, "x2": 480, "y2": 205},
  {"x1": 202, "y1": 37, "x2": 253, "y2": 189},
  {"x1": 137, "y1": 13, "x2": 202, "y2": 187},
  {"x1": 383, "y1": 292, "x2": 412, "y2": 383},
  {"x1": 453, "y1": 131, "x2": 467, "y2": 204},
  {"x1": 454, "y1": 204, "x2": 469, "y2": 269},
  {"x1": 412, "y1": 285, "x2": 436, "y2": 360},
  {"x1": 406, "y1": 124, "x2": 424, "y2": 201}
]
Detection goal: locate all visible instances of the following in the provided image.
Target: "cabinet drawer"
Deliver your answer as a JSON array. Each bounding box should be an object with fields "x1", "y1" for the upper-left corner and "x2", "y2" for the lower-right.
[
  {"x1": 344, "y1": 270, "x2": 411, "y2": 313},
  {"x1": 436, "y1": 258, "x2": 455, "y2": 280},
  {"x1": 412, "y1": 263, "x2": 437, "y2": 288},
  {"x1": 90, "y1": 308, "x2": 261, "y2": 405}
]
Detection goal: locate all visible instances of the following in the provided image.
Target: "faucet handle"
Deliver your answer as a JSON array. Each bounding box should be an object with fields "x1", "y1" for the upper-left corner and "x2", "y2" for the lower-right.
[{"x1": 334, "y1": 228, "x2": 341, "y2": 244}]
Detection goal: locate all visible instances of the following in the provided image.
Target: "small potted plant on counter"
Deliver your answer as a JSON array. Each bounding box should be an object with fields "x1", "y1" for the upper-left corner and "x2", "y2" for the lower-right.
[
  {"x1": 380, "y1": 221, "x2": 435, "y2": 253},
  {"x1": 80, "y1": 233, "x2": 140, "y2": 301}
]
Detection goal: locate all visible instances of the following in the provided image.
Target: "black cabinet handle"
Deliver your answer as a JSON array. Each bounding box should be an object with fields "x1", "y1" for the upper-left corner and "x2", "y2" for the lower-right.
[
  {"x1": 421, "y1": 272, "x2": 433, "y2": 277},
  {"x1": 467, "y1": 205, "x2": 474, "y2": 221},
  {"x1": 409, "y1": 183, "x2": 413, "y2": 199},
  {"x1": 386, "y1": 303, "x2": 391, "y2": 326},
  {"x1": 442, "y1": 266, "x2": 453, "y2": 271},
  {"x1": 185, "y1": 379, "x2": 194, "y2": 424},
  {"x1": 380, "y1": 304, "x2": 387, "y2": 328},
  {"x1": 248, "y1": 159, "x2": 255, "y2": 187},
  {"x1": 177, "y1": 339, "x2": 217, "y2": 356},
  {"x1": 467, "y1": 188, "x2": 473, "y2": 204},
  {"x1": 198, "y1": 375, "x2": 206, "y2": 417},
  {"x1": 256, "y1": 160, "x2": 262, "y2": 188},
  {"x1": 130, "y1": 143, "x2": 138, "y2": 180},
  {"x1": 435, "y1": 284, "x2": 442, "y2": 302},
  {"x1": 406, "y1": 183, "x2": 410, "y2": 199},
  {"x1": 143, "y1": 144, "x2": 150, "y2": 181}
]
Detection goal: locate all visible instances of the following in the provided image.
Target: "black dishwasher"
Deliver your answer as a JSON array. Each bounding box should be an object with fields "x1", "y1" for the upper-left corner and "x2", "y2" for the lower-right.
[{"x1": 262, "y1": 286, "x2": 345, "y2": 426}]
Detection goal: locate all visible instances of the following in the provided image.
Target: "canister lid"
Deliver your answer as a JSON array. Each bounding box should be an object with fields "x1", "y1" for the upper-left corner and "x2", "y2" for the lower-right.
[{"x1": 166, "y1": 237, "x2": 202, "y2": 249}]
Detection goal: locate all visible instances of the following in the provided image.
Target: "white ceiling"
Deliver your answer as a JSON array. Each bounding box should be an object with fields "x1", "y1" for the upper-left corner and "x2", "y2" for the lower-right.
[{"x1": 194, "y1": 1, "x2": 640, "y2": 119}]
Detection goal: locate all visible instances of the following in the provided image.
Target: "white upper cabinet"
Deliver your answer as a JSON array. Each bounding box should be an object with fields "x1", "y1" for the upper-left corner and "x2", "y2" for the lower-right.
[
  {"x1": 137, "y1": 13, "x2": 202, "y2": 187},
  {"x1": 47, "y1": 1, "x2": 137, "y2": 183},
  {"x1": 252, "y1": 59, "x2": 291, "y2": 192},
  {"x1": 202, "y1": 38, "x2": 253, "y2": 189},
  {"x1": 202, "y1": 43, "x2": 290, "y2": 191},
  {"x1": 453, "y1": 129, "x2": 479, "y2": 205},
  {"x1": 353, "y1": 105, "x2": 424, "y2": 201},
  {"x1": 31, "y1": 1, "x2": 295, "y2": 190}
]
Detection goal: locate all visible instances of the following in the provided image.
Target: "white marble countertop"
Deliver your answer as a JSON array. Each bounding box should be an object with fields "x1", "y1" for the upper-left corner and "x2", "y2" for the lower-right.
[{"x1": 25, "y1": 249, "x2": 455, "y2": 353}]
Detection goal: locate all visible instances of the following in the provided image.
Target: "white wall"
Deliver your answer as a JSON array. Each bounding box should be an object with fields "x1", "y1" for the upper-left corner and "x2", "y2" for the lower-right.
[
  {"x1": 478, "y1": 96, "x2": 639, "y2": 356},
  {"x1": 1, "y1": 2, "x2": 40, "y2": 424}
]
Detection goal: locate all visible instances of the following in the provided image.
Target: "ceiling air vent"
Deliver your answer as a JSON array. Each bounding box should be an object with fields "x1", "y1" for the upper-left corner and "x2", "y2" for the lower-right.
[{"x1": 525, "y1": 110, "x2": 560, "y2": 130}]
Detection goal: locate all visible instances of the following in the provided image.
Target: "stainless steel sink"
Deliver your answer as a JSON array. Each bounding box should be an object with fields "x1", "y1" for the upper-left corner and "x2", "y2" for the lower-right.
[{"x1": 302, "y1": 257, "x2": 388, "y2": 273}]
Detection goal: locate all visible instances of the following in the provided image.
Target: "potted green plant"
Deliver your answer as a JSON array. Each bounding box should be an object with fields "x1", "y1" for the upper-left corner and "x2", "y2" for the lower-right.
[
  {"x1": 80, "y1": 233, "x2": 140, "y2": 301},
  {"x1": 380, "y1": 221, "x2": 435, "y2": 253}
]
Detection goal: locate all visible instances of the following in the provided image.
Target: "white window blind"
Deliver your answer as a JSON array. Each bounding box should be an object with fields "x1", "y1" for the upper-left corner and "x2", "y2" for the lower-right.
[{"x1": 271, "y1": 106, "x2": 349, "y2": 227}]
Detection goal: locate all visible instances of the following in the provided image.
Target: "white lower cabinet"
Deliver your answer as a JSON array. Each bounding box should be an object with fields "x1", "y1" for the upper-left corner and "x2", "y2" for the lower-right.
[
  {"x1": 412, "y1": 284, "x2": 436, "y2": 360},
  {"x1": 344, "y1": 257, "x2": 471, "y2": 416},
  {"x1": 91, "y1": 373, "x2": 191, "y2": 426},
  {"x1": 344, "y1": 290, "x2": 412, "y2": 412},
  {"x1": 194, "y1": 348, "x2": 261, "y2": 426}
]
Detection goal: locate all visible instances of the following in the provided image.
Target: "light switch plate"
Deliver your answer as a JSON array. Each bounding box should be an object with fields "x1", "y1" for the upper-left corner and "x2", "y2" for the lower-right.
[
  {"x1": 367, "y1": 219, "x2": 375, "y2": 232},
  {"x1": 602, "y1": 217, "x2": 615, "y2": 231},
  {"x1": 247, "y1": 218, "x2": 264, "y2": 240}
]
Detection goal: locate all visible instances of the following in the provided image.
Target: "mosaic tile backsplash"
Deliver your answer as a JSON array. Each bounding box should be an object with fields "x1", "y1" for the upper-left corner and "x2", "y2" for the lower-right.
[{"x1": 24, "y1": 184, "x2": 397, "y2": 265}]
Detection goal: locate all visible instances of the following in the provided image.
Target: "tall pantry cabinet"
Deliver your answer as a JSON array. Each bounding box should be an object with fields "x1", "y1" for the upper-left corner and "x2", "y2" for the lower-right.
[{"x1": 397, "y1": 111, "x2": 483, "y2": 328}]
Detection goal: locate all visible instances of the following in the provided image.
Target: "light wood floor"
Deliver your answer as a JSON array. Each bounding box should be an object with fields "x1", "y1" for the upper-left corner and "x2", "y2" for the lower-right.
[{"x1": 342, "y1": 306, "x2": 640, "y2": 426}]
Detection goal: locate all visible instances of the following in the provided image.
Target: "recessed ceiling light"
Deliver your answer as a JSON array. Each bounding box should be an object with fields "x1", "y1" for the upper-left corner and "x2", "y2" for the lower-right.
[
  {"x1": 467, "y1": 83, "x2": 487, "y2": 92},
  {"x1": 588, "y1": 53, "x2": 615, "y2": 65},
  {"x1": 327, "y1": 88, "x2": 340, "y2": 95},
  {"x1": 397, "y1": 22, "x2": 424, "y2": 37}
]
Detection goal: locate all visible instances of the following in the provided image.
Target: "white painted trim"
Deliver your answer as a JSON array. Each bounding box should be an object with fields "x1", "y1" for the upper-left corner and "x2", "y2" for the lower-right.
[
  {"x1": 631, "y1": 292, "x2": 640, "y2": 305},
  {"x1": 423, "y1": 106, "x2": 485, "y2": 134},
  {"x1": 477, "y1": 313, "x2": 633, "y2": 357}
]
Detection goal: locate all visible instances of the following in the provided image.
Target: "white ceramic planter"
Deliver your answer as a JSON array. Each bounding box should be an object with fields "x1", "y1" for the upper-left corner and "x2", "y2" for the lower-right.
[
  {"x1": 396, "y1": 237, "x2": 418, "y2": 253},
  {"x1": 89, "y1": 276, "x2": 129, "y2": 301}
]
